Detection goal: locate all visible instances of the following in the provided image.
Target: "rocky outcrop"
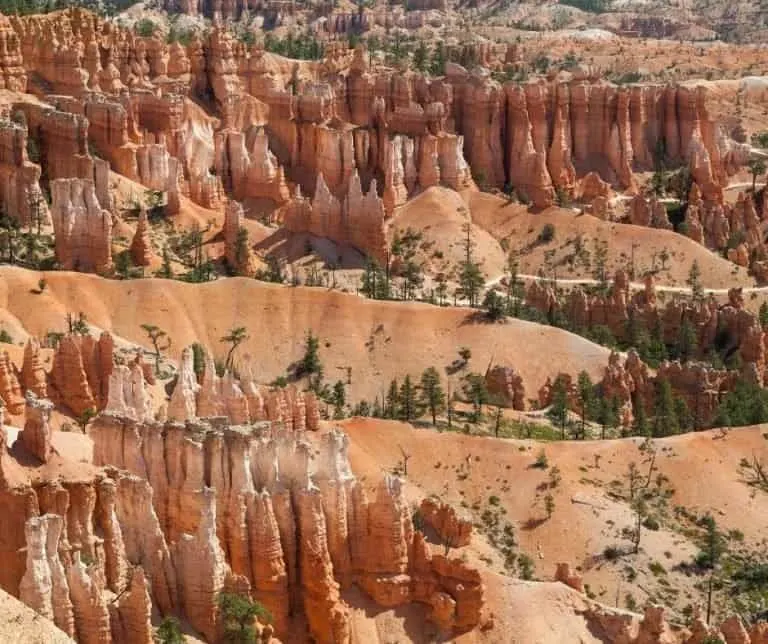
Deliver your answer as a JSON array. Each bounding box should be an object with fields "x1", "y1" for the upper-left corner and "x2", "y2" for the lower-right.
[
  {"x1": 19, "y1": 393, "x2": 55, "y2": 463},
  {"x1": 18, "y1": 514, "x2": 75, "y2": 638},
  {"x1": 526, "y1": 271, "x2": 768, "y2": 387},
  {"x1": 49, "y1": 332, "x2": 114, "y2": 417},
  {"x1": 167, "y1": 345, "x2": 321, "y2": 431},
  {"x1": 554, "y1": 563, "x2": 584, "y2": 593},
  {"x1": 0, "y1": 350, "x2": 24, "y2": 415},
  {"x1": 283, "y1": 170, "x2": 388, "y2": 264},
  {"x1": 128, "y1": 210, "x2": 153, "y2": 268},
  {"x1": 50, "y1": 178, "x2": 112, "y2": 274},
  {"x1": 0, "y1": 119, "x2": 49, "y2": 228},
  {"x1": 485, "y1": 365, "x2": 526, "y2": 410},
  {"x1": 20, "y1": 338, "x2": 47, "y2": 399},
  {"x1": 103, "y1": 363, "x2": 152, "y2": 422},
  {"x1": 419, "y1": 497, "x2": 472, "y2": 549},
  {"x1": 83, "y1": 415, "x2": 485, "y2": 640},
  {"x1": 223, "y1": 200, "x2": 255, "y2": 276}
]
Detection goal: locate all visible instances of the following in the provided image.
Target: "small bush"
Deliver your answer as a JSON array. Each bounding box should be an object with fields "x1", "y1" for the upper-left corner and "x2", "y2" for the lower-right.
[
  {"x1": 135, "y1": 18, "x2": 157, "y2": 37},
  {"x1": 538, "y1": 223, "x2": 555, "y2": 244},
  {"x1": 603, "y1": 545, "x2": 622, "y2": 561},
  {"x1": 0, "y1": 329, "x2": 12, "y2": 343},
  {"x1": 648, "y1": 561, "x2": 666, "y2": 576},
  {"x1": 642, "y1": 515, "x2": 660, "y2": 531},
  {"x1": 533, "y1": 449, "x2": 549, "y2": 469}
]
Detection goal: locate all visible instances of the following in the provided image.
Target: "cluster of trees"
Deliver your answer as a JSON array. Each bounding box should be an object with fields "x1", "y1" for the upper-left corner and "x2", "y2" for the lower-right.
[
  {"x1": 546, "y1": 369, "x2": 708, "y2": 440},
  {"x1": 360, "y1": 222, "x2": 485, "y2": 307},
  {"x1": 356, "y1": 367, "x2": 449, "y2": 426},
  {"x1": 0, "y1": 201, "x2": 55, "y2": 271},
  {"x1": 263, "y1": 32, "x2": 324, "y2": 60},
  {"x1": 156, "y1": 591, "x2": 272, "y2": 643}
]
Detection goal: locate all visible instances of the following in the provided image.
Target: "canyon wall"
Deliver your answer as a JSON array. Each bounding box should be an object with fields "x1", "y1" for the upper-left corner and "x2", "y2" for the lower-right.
[
  {"x1": 0, "y1": 9, "x2": 747, "y2": 263},
  {"x1": 0, "y1": 409, "x2": 486, "y2": 643}
]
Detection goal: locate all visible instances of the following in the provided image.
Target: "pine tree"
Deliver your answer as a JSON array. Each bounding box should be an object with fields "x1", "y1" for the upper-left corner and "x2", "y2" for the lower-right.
[
  {"x1": 398, "y1": 375, "x2": 419, "y2": 422},
  {"x1": 299, "y1": 331, "x2": 322, "y2": 378},
  {"x1": 677, "y1": 318, "x2": 698, "y2": 362},
  {"x1": 221, "y1": 326, "x2": 249, "y2": 372},
  {"x1": 420, "y1": 367, "x2": 445, "y2": 426},
  {"x1": 760, "y1": 302, "x2": 768, "y2": 330},
  {"x1": 598, "y1": 394, "x2": 618, "y2": 440},
  {"x1": 645, "y1": 320, "x2": 668, "y2": 367},
  {"x1": 157, "y1": 245, "x2": 173, "y2": 278},
  {"x1": 458, "y1": 223, "x2": 484, "y2": 307},
  {"x1": 548, "y1": 375, "x2": 569, "y2": 439},
  {"x1": 576, "y1": 371, "x2": 594, "y2": 439},
  {"x1": 413, "y1": 40, "x2": 429, "y2": 72},
  {"x1": 331, "y1": 380, "x2": 346, "y2": 419},
  {"x1": 632, "y1": 393, "x2": 648, "y2": 437},
  {"x1": 140, "y1": 324, "x2": 172, "y2": 375},
  {"x1": 687, "y1": 260, "x2": 704, "y2": 301},
  {"x1": 462, "y1": 372, "x2": 488, "y2": 423},
  {"x1": 653, "y1": 379, "x2": 680, "y2": 437},
  {"x1": 385, "y1": 379, "x2": 400, "y2": 419},
  {"x1": 429, "y1": 42, "x2": 446, "y2": 76}
]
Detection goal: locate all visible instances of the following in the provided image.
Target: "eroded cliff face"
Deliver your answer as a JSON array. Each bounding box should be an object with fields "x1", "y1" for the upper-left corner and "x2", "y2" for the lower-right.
[
  {"x1": 527, "y1": 273, "x2": 768, "y2": 384},
  {"x1": 50, "y1": 178, "x2": 112, "y2": 274},
  {"x1": 0, "y1": 411, "x2": 485, "y2": 644},
  {"x1": 167, "y1": 345, "x2": 321, "y2": 432},
  {"x1": 0, "y1": 8, "x2": 748, "y2": 263}
]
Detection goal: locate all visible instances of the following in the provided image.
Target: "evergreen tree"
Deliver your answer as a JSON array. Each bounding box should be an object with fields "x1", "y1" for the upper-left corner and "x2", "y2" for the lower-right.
[
  {"x1": 391, "y1": 228, "x2": 423, "y2": 300},
  {"x1": 217, "y1": 592, "x2": 272, "y2": 643},
  {"x1": 505, "y1": 253, "x2": 524, "y2": 317},
  {"x1": 598, "y1": 394, "x2": 618, "y2": 440},
  {"x1": 644, "y1": 320, "x2": 668, "y2": 367},
  {"x1": 482, "y1": 289, "x2": 506, "y2": 321},
  {"x1": 412, "y1": 40, "x2": 429, "y2": 72},
  {"x1": 221, "y1": 326, "x2": 248, "y2": 372},
  {"x1": 398, "y1": 375, "x2": 419, "y2": 422},
  {"x1": 420, "y1": 367, "x2": 445, "y2": 425},
  {"x1": 677, "y1": 318, "x2": 698, "y2": 362},
  {"x1": 687, "y1": 260, "x2": 704, "y2": 301},
  {"x1": 385, "y1": 379, "x2": 400, "y2": 419},
  {"x1": 331, "y1": 380, "x2": 346, "y2": 419},
  {"x1": 714, "y1": 378, "x2": 768, "y2": 427},
  {"x1": 760, "y1": 302, "x2": 768, "y2": 330},
  {"x1": 632, "y1": 393, "x2": 648, "y2": 437},
  {"x1": 298, "y1": 331, "x2": 322, "y2": 379},
  {"x1": 140, "y1": 323, "x2": 171, "y2": 375},
  {"x1": 429, "y1": 42, "x2": 446, "y2": 75},
  {"x1": 548, "y1": 375, "x2": 569, "y2": 439},
  {"x1": 361, "y1": 257, "x2": 389, "y2": 299},
  {"x1": 576, "y1": 370, "x2": 595, "y2": 439},
  {"x1": 156, "y1": 245, "x2": 173, "y2": 278},
  {"x1": 156, "y1": 616, "x2": 184, "y2": 644},
  {"x1": 462, "y1": 372, "x2": 488, "y2": 422},
  {"x1": 653, "y1": 379, "x2": 680, "y2": 437},
  {"x1": 458, "y1": 223, "x2": 484, "y2": 307},
  {"x1": 674, "y1": 396, "x2": 693, "y2": 432}
]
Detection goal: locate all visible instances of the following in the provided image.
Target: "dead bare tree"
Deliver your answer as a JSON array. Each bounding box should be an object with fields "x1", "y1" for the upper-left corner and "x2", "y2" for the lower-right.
[
  {"x1": 398, "y1": 444, "x2": 411, "y2": 476},
  {"x1": 740, "y1": 454, "x2": 768, "y2": 492}
]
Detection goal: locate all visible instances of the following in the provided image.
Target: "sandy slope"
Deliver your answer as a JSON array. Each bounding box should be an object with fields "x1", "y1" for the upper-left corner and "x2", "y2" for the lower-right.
[
  {"x1": 391, "y1": 187, "x2": 507, "y2": 282},
  {"x1": 0, "y1": 267, "x2": 611, "y2": 402},
  {"x1": 0, "y1": 588, "x2": 74, "y2": 643},
  {"x1": 345, "y1": 419, "x2": 768, "y2": 622},
  {"x1": 467, "y1": 192, "x2": 753, "y2": 288}
]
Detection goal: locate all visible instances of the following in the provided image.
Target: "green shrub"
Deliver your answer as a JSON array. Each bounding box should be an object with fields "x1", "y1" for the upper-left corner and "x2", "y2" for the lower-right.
[
  {"x1": 538, "y1": 223, "x2": 556, "y2": 244},
  {"x1": 135, "y1": 19, "x2": 157, "y2": 38}
]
